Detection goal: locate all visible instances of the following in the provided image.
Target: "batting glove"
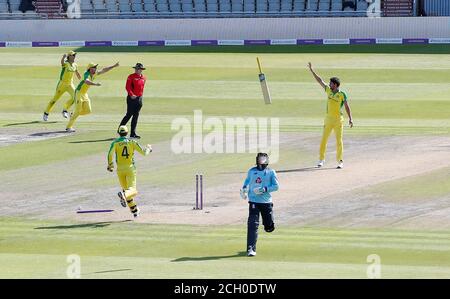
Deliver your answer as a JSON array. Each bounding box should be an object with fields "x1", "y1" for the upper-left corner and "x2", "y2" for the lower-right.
[
  {"x1": 253, "y1": 187, "x2": 267, "y2": 195},
  {"x1": 240, "y1": 187, "x2": 248, "y2": 200},
  {"x1": 107, "y1": 164, "x2": 114, "y2": 172}
]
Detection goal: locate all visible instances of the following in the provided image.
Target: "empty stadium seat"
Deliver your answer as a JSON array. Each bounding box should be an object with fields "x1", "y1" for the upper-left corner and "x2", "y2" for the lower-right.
[
  {"x1": 256, "y1": 0, "x2": 267, "y2": 12},
  {"x1": 9, "y1": 0, "x2": 21, "y2": 11},
  {"x1": 293, "y1": 0, "x2": 305, "y2": 11},
  {"x1": 231, "y1": 0, "x2": 242, "y2": 12},
  {"x1": 243, "y1": 0, "x2": 254, "y2": 13},
  {"x1": 155, "y1": 0, "x2": 169, "y2": 12},
  {"x1": 268, "y1": 0, "x2": 279, "y2": 12},
  {"x1": 331, "y1": 0, "x2": 342, "y2": 11},
  {"x1": 193, "y1": 0, "x2": 206, "y2": 12},
  {"x1": 181, "y1": 0, "x2": 193, "y2": 12},
  {"x1": 105, "y1": 0, "x2": 118, "y2": 12},
  {"x1": 0, "y1": 2, "x2": 9, "y2": 13},
  {"x1": 143, "y1": 0, "x2": 156, "y2": 12},
  {"x1": 306, "y1": 0, "x2": 318, "y2": 11},
  {"x1": 206, "y1": 0, "x2": 218, "y2": 12},
  {"x1": 219, "y1": 0, "x2": 231, "y2": 12},
  {"x1": 318, "y1": 0, "x2": 331, "y2": 11},
  {"x1": 93, "y1": 0, "x2": 106, "y2": 11},
  {"x1": 118, "y1": 0, "x2": 132, "y2": 12},
  {"x1": 131, "y1": 0, "x2": 144, "y2": 12},
  {"x1": 280, "y1": 0, "x2": 292, "y2": 12},
  {"x1": 168, "y1": 0, "x2": 181, "y2": 12},
  {"x1": 356, "y1": 0, "x2": 368, "y2": 11},
  {"x1": 80, "y1": 0, "x2": 94, "y2": 14}
]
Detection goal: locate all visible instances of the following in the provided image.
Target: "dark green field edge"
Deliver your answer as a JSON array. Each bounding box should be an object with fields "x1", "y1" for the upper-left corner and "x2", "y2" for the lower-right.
[{"x1": 74, "y1": 44, "x2": 450, "y2": 54}]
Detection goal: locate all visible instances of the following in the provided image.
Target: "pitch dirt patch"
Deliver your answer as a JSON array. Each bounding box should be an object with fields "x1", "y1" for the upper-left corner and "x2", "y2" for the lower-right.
[
  {"x1": 0, "y1": 127, "x2": 69, "y2": 147},
  {"x1": 0, "y1": 133, "x2": 449, "y2": 230}
]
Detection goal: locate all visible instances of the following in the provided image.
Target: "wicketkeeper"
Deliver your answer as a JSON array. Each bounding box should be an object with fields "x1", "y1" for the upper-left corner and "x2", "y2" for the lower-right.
[
  {"x1": 240, "y1": 153, "x2": 279, "y2": 257},
  {"x1": 107, "y1": 125, "x2": 152, "y2": 218}
]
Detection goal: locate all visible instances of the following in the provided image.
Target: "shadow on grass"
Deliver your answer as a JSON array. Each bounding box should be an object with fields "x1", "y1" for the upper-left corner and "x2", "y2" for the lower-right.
[
  {"x1": 172, "y1": 251, "x2": 247, "y2": 262},
  {"x1": 34, "y1": 220, "x2": 132, "y2": 230},
  {"x1": 29, "y1": 131, "x2": 68, "y2": 136},
  {"x1": 90, "y1": 269, "x2": 133, "y2": 275},
  {"x1": 4, "y1": 121, "x2": 57, "y2": 127},
  {"x1": 220, "y1": 166, "x2": 336, "y2": 175},
  {"x1": 277, "y1": 166, "x2": 336, "y2": 173},
  {"x1": 69, "y1": 138, "x2": 115, "y2": 144},
  {"x1": 74, "y1": 44, "x2": 450, "y2": 54}
]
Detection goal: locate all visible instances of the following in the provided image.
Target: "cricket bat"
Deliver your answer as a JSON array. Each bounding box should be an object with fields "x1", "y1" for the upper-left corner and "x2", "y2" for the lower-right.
[{"x1": 257, "y1": 57, "x2": 272, "y2": 105}]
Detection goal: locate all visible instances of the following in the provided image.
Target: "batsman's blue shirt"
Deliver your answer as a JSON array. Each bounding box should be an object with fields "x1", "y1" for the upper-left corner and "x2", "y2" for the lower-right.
[{"x1": 243, "y1": 167, "x2": 279, "y2": 203}]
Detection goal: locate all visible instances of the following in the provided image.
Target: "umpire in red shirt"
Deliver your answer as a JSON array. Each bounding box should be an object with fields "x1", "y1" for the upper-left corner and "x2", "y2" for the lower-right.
[{"x1": 119, "y1": 63, "x2": 147, "y2": 139}]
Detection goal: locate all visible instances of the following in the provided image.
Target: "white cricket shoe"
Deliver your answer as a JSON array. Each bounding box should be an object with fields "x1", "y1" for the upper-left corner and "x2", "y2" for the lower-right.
[
  {"x1": 43, "y1": 113, "x2": 48, "y2": 122},
  {"x1": 247, "y1": 246, "x2": 256, "y2": 257},
  {"x1": 133, "y1": 207, "x2": 140, "y2": 218},
  {"x1": 317, "y1": 160, "x2": 325, "y2": 168},
  {"x1": 117, "y1": 191, "x2": 127, "y2": 208},
  {"x1": 337, "y1": 160, "x2": 344, "y2": 169},
  {"x1": 66, "y1": 128, "x2": 75, "y2": 133},
  {"x1": 62, "y1": 110, "x2": 69, "y2": 119}
]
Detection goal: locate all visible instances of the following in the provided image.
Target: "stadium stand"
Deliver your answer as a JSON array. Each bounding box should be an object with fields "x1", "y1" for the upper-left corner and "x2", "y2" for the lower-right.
[
  {"x1": 0, "y1": 0, "x2": 447, "y2": 19},
  {"x1": 422, "y1": 0, "x2": 450, "y2": 16}
]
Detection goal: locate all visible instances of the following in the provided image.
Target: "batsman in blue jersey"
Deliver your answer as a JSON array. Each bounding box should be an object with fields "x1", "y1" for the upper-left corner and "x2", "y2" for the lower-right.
[{"x1": 240, "y1": 153, "x2": 279, "y2": 257}]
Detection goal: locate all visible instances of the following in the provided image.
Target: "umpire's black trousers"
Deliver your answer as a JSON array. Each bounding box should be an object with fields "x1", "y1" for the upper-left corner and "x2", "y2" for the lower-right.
[
  {"x1": 119, "y1": 96, "x2": 142, "y2": 136},
  {"x1": 247, "y1": 202, "x2": 275, "y2": 251}
]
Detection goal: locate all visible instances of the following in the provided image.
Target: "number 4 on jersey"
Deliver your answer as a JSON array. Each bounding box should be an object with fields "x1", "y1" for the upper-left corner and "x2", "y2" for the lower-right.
[{"x1": 122, "y1": 146, "x2": 129, "y2": 159}]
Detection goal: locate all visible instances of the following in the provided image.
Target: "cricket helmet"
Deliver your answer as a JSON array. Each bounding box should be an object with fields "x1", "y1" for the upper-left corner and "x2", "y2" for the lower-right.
[
  {"x1": 256, "y1": 152, "x2": 269, "y2": 170},
  {"x1": 118, "y1": 125, "x2": 128, "y2": 135}
]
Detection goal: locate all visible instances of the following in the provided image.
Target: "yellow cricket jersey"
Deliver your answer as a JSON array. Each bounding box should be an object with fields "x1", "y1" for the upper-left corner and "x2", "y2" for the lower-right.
[
  {"x1": 325, "y1": 86, "x2": 348, "y2": 118},
  {"x1": 59, "y1": 62, "x2": 78, "y2": 84},
  {"x1": 76, "y1": 71, "x2": 96, "y2": 95},
  {"x1": 108, "y1": 137, "x2": 149, "y2": 171}
]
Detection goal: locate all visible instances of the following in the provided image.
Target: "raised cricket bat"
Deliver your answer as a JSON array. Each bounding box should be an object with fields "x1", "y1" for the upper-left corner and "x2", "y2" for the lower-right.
[{"x1": 257, "y1": 57, "x2": 272, "y2": 105}]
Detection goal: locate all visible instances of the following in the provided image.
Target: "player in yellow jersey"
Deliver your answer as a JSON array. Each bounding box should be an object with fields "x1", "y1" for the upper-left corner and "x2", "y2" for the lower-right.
[
  {"x1": 66, "y1": 61, "x2": 119, "y2": 132},
  {"x1": 308, "y1": 62, "x2": 353, "y2": 169},
  {"x1": 43, "y1": 51, "x2": 81, "y2": 121},
  {"x1": 107, "y1": 125, "x2": 152, "y2": 218}
]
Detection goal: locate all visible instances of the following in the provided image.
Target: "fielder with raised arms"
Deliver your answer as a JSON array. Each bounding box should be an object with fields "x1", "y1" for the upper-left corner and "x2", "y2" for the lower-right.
[
  {"x1": 240, "y1": 153, "x2": 279, "y2": 257},
  {"x1": 43, "y1": 51, "x2": 81, "y2": 121},
  {"x1": 66, "y1": 61, "x2": 119, "y2": 132},
  {"x1": 308, "y1": 62, "x2": 353, "y2": 169}
]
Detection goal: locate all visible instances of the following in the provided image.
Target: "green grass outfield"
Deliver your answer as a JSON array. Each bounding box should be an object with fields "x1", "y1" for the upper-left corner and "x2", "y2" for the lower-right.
[
  {"x1": 1, "y1": 218, "x2": 449, "y2": 279},
  {"x1": 1, "y1": 45, "x2": 450, "y2": 278},
  {"x1": 1, "y1": 44, "x2": 450, "y2": 172}
]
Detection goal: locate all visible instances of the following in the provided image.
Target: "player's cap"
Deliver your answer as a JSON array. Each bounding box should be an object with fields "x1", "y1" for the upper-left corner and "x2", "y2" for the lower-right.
[
  {"x1": 118, "y1": 125, "x2": 128, "y2": 134},
  {"x1": 67, "y1": 50, "x2": 76, "y2": 56},
  {"x1": 132, "y1": 63, "x2": 146, "y2": 70},
  {"x1": 87, "y1": 62, "x2": 98, "y2": 69}
]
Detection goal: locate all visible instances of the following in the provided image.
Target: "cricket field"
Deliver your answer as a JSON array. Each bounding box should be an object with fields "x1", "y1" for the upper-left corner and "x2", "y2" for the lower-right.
[{"x1": 0, "y1": 45, "x2": 449, "y2": 278}]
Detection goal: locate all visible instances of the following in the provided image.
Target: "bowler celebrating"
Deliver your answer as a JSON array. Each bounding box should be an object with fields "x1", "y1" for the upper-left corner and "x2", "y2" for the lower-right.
[
  {"x1": 43, "y1": 51, "x2": 81, "y2": 121},
  {"x1": 308, "y1": 62, "x2": 353, "y2": 169},
  {"x1": 66, "y1": 61, "x2": 119, "y2": 132},
  {"x1": 240, "y1": 153, "x2": 279, "y2": 257},
  {"x1": 107, "y1": 125, "x2": 152, "y2": 218}
]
